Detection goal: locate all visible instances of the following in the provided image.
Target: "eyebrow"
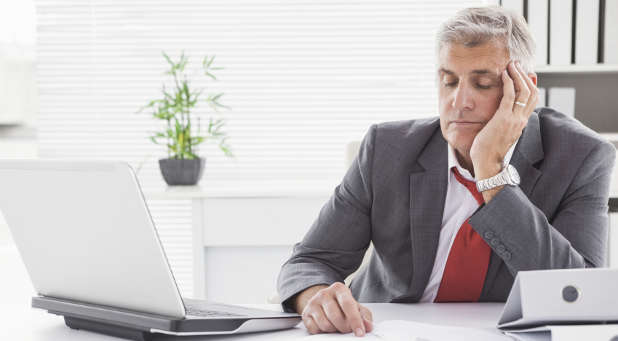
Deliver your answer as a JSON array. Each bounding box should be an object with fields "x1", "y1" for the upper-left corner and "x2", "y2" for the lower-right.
[{"x1": 438, "y1": 67, "x2": 500, "y2": 78}]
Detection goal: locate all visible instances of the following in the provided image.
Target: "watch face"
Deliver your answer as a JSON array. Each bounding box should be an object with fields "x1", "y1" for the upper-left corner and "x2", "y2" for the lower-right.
[{"x1": 507, "y1": 165, "x2": 520, "y2": 184}]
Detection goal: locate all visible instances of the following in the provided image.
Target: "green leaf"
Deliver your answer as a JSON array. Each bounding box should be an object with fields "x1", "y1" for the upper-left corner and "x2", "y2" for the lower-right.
[
  {"x1": 205, "y1": 55, "x2": 215, "y2": 67},
  {"x1": 211, "y1": 93, "x2": 224, "y2": 102},
  {"x1": 218, "y1": 137, "x2": 234, "y2": 157},
  {"x1": 207, "y1": 117, "x2": 214, "y2": 133},
  {"x1": 162, "y1": 51, "x2": 174, "y2": 68},
  {"x1": 191, "y1": 89, "x2": 203, "y2": 103},
  {"x1": 178, "y1": 51, "x2": 188, "y2": 72},
  {"x1": 162, "y1": 87, "x2": 174, "y2": 102},
  {"x1": 140, "y1": 51, "x2": 231, "y2": 157},
  {"x1": 150, "y1": 136, "x2": 163, "y2": 145}
]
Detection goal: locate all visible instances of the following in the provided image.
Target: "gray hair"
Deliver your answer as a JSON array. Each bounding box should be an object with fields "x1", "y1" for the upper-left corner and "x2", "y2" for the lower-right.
[{"x1": 436, "y1": 6, "x2": 536, "y2": 73}]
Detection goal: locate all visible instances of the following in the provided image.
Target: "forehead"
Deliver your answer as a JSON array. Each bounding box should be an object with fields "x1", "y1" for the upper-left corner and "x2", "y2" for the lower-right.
[{"x1": 438, "y1": 41, "x2": 509, "y2": 75}]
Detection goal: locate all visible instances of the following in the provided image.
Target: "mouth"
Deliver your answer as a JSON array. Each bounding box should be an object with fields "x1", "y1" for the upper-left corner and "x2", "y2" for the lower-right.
[{"x1": 450, "y1": 120, "x2": 483, "y2": 126}]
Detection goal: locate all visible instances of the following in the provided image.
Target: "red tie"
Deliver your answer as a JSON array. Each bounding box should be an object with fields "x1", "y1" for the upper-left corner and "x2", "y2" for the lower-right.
[{"x1": 434, "y1": 167, "x2": 491, "y2": 302}]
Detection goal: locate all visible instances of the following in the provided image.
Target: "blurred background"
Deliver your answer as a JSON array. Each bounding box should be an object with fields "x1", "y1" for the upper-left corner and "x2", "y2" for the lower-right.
[{"x1": 1, "y1": 0, "x2": 616, "y2": 304}]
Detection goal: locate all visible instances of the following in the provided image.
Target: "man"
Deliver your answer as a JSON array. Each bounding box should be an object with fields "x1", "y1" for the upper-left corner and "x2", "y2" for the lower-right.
[{"x1": 277, "y1": 6, "x2": 616, "y2": 337}]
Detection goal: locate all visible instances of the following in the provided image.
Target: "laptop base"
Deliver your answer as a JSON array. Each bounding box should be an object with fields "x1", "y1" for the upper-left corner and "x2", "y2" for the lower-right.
[
  {"x1": 33, "y1": 295, "x2": 301, "y2": 338},
  {"x1": 65, "y1": 316, "x2": 153, "y2": 341}
]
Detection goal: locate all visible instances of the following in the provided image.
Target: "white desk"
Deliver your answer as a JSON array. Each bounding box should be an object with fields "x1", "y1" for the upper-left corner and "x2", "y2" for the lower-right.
[{"x1": 0, "y1": 244, "x2": 509, "y2": 340}]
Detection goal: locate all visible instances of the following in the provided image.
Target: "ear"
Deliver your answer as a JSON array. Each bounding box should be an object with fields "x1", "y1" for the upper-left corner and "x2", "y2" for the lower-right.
[{"x1": 528, "y1": 72, "x2": 538, "y2": 86}]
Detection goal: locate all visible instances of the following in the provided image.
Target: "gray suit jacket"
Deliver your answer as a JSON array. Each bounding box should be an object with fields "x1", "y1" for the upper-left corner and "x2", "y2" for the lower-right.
[{"x1": 277, "y1": 108, "x2": 616, "y2": 311}]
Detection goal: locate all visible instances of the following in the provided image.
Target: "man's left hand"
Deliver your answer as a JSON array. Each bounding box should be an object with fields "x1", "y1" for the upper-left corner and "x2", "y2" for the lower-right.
[{"x1": 470, "y1": 60, "x2": 538, "y2": 202}]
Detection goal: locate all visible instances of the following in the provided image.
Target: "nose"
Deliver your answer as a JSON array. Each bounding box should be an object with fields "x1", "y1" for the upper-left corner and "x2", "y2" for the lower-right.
[{"x1": 451, "y1": 82, "x2": 474, "y2": 111}]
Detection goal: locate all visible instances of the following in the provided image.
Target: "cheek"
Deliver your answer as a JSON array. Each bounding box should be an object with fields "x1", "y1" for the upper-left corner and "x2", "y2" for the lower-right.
[
  {"x1": 477, "y1": 90, "x2": 502, "y2": 118},
  {"x1": 437, "y1": 88, "x2": 452, "y2": 111}
]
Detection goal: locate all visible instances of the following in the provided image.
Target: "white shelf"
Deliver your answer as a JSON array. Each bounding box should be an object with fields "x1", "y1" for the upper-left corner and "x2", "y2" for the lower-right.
[
  {"x1": 535, "y1": 64, "x2": 618, "y2": 74},
  {"x1": 142, "y1": 184, "x2": 332, "y2": 199},
  {"x1": 0, "y1": 119, "x2": 23, "y2": 125}
]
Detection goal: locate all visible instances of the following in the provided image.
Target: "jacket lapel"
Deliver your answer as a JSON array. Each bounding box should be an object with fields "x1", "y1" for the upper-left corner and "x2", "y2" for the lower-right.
[
  {"x1": 404, "y1": 127, "x2": 449, "y2": 301},
  {"x1": 510, "y1": 112, "x2": 544, "y2": 195}
]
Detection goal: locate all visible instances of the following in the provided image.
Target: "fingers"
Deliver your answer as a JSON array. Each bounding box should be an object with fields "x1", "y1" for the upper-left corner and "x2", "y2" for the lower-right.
[
  {"x1": 359, "y1": 304, "x2": 374, "y2": 332},
  {"x1": 515, "y1": 62, "x2": 539, "y2": 115},
  {"x1": 508, "y1": 61, "x2": 531, "y2": 109},
  {"x1": 302, "y1": 290, "x2": 337, "y2": 334},
  {"x1": 303, "y1": 315, "x2": 321, "y2": 334},
  {"x1": 301, "y1": 282, "x2": 371, "y2": 337},
  {"x1": 333, "y1": 283, "x2": 366, "y2": 336},
  {"x1": 321, "y1": 297, "x2": 349, "y2": 333},
  {"x1": 310, "y1": 306, "x2": 338, "y2": 333},
  {"x1": 498, "y1": 66, "x2": 516, "y2": 113}
]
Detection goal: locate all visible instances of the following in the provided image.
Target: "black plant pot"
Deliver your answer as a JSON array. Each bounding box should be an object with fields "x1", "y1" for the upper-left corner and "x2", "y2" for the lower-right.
[{"x1": 158, "y1": 157, "x2": 206, "y2": 186}]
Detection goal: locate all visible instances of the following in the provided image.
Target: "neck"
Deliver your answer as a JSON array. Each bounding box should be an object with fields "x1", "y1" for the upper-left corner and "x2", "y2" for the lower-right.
[{"x1": 454, "y1": 149, "x2": 475, "y2": 178}]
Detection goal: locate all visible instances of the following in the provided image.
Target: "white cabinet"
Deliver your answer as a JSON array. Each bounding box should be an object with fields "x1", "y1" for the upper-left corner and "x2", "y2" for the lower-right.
[
  {"x1": 145, "y1": 187, "x2": 331, "y2": 302},
  {"x1": 197, "y1": 195, "x2": 329, "y2": 302}
]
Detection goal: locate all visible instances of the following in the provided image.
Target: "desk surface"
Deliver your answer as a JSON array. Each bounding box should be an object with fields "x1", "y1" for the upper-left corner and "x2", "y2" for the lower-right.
[
  {"x1": 1, "y1": 304, "x2": 508, "y2": 341},
  {"x1": 0, "y1": 244, "x2": 509, "y2": 340}
]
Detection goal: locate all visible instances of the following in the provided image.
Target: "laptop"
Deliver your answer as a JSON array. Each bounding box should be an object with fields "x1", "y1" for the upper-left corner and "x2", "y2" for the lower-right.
[{"x1": 0, "y1": 160, "x2": 301, "y2": 340}]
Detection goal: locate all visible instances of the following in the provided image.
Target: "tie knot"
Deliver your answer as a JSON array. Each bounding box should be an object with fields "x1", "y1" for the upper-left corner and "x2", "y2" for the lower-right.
[{"x1": 451, "y1": 167, "x2": 484, "y2": 205}]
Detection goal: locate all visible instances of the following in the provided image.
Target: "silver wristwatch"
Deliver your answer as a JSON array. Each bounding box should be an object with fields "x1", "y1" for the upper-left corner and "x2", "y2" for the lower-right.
[{"x1": 476, "y1": 164, "x2": 520, "y2": 192}]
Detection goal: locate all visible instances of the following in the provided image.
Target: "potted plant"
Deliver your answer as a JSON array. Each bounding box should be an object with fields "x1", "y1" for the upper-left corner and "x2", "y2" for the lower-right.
[{"x1": 138, "y1": 51, "x2": 232, "y2": 185}]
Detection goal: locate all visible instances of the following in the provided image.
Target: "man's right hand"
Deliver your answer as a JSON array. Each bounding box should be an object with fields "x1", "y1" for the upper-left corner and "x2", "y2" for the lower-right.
[{"x1": 294, "y1": 282, "x2": 373, "y2": 337}]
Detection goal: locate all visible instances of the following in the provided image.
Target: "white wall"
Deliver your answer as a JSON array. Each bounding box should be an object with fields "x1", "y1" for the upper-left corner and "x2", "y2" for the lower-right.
[
  {"x1": 0, "y1": 0, "x2": 38, "y2": 246},
  {"x1": 0, "y1": 44, "x2": 37, "y2": 125}
]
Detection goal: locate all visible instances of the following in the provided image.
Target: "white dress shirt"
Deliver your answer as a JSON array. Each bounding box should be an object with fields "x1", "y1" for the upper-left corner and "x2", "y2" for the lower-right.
[{"x1": 419, "y1": 141, "x2": 517, "y2": 303}]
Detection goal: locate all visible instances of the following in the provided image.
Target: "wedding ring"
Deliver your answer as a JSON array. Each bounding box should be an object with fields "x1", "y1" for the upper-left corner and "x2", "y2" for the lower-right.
[{"x1": 515, "y1": 101, "x2": 526, "y2": 107}]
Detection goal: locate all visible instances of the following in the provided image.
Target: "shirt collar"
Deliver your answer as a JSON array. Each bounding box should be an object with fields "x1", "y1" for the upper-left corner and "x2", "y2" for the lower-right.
[{"x1": 447, "y1": 138, "x2": 519, "y2": 182}]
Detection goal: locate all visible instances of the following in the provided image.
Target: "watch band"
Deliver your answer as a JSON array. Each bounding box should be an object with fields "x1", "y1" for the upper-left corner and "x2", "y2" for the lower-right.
[{"x1": 476, "y1": 164, "x2": 520, "y2": 192}]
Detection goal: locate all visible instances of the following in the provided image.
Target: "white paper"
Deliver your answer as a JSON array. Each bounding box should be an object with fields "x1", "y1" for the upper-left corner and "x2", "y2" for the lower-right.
[{"x1": 300, "y1": 320, "x2": 510, "y2": 341}]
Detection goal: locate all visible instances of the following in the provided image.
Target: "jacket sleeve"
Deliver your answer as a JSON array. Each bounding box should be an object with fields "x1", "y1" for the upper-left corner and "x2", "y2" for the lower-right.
[
  {"x1": 469, "y1": 140, "x2": 616, "y2": 275},
  {"x1": 277, "y1": 125, "x2": 377, "y2": 312}
]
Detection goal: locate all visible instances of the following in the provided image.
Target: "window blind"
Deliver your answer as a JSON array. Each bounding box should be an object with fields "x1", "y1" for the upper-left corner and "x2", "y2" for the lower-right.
[
  {"x1": 36, "y1": 0, "x2": 484, "y2": 191},
  {"x1": 35, "y1": 0, "x2": 485, "y2": 298}
]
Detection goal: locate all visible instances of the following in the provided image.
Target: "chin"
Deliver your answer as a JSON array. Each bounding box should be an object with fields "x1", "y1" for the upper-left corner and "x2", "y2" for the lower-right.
[{"x1": 446, "y1": 132, "x2": 475, "y2": 154}]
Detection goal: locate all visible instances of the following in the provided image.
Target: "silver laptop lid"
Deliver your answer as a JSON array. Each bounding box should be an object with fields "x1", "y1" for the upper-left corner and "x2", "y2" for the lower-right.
[{"x1": 0, "y1": 160, "x2": 186, "y2": 318}]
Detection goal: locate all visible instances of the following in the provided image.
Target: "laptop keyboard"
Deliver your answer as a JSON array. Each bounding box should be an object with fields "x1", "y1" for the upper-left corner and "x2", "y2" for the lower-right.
[{"x1": 183, "y1": 299, "x2": 247, "y2": 318}]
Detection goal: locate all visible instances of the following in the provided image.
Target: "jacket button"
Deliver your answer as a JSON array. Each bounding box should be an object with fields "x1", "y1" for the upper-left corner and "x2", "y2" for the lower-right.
[
  {"x1": 490, "y1": 238, "x2": 500, "y2": 246},
  {"x1": 497, "y1": 245, "x2": 506, "y2": 253},
  {"x1": 484, "y1": 231, "x2": 494, "y2": 239},
  {"x1": 503, "y1": 251, "x2": 512, "y2": 260}
]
